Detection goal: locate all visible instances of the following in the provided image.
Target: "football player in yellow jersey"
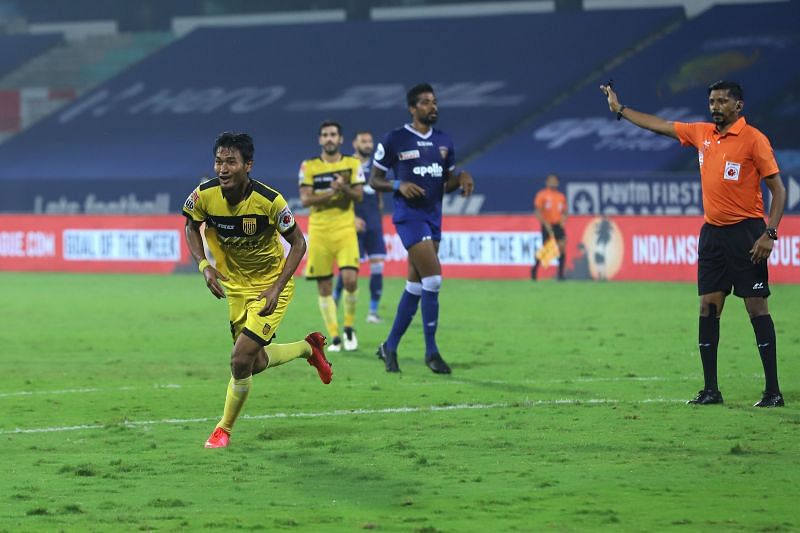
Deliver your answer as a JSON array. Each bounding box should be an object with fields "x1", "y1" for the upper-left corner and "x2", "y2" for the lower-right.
[
  {"x1": 299, "y1": 121, "x2": 365, "y2": 352},
  {"x1": 183, "y1": 132, "x2": 333, "y2": 449}
]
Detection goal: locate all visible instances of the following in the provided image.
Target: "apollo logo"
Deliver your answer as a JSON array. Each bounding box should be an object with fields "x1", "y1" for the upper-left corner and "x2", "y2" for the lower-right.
[{"x1": 412, "y1": 163, "x2": 443, "y2": 178}]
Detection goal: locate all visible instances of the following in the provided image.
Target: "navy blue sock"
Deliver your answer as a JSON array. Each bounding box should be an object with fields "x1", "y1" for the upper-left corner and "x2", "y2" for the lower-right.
[
  {"x1": 421, "y1": 290, "x2": 440, "y2": 356},
  {"x1": 385, "y1": 289, "x2": 420, "y2": 351},
  {"x1": 369, "y1": 273, "x2": 382, "y2": 313},
  {"x1": 333, "y1": 273, "x2": 344, "y2": 305}
]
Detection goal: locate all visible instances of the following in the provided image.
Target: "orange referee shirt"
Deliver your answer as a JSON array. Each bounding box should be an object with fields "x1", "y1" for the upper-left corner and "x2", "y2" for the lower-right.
[
  {"x1": 674, "y1": 117, "x2": 779, "y2": 226},
  {"x1": 534, "y1": 189, "x2": 567, "y2": 225}
]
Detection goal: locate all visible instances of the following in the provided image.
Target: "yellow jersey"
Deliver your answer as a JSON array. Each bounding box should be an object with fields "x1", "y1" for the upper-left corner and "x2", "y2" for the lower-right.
[
  {"x1": 298, "y1": 155, "x2": 365, "y2": 231},
  {"x1": 182, "y1": 178, "x2": 297, "y2": 290}
]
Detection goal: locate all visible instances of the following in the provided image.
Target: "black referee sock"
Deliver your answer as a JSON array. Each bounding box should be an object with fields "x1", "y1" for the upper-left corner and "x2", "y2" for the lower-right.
[
  {"x1": 698, "y1": 306, "x2": 720, "y2": 391},
  {"x1": 751, "y1": 314, "x2": 780, "y2": 394},
  {"x1": 558, "y1": 252, "x2": 566, "y2": 279}
]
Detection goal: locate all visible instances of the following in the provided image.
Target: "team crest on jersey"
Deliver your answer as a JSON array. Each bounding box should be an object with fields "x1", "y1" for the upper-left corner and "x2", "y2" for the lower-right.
[
  {"x1": 278, "y1": 206, "x2": 295, "y2": 232},
  {"x1": 184, "y1": 190, "x2": 199, "y2": 210},
  {"x1": 724, "y1": 161, "x2": 741, "y2": 181},
  {"x1": 262, "y1": 324, "x2": 271, "y2": 336},
  {"x1": 242, "y1": 217, "x2": 257, "y2": 235},
  {"x1": 439, "y1": 146, "x2": 449, "y2": 160}
]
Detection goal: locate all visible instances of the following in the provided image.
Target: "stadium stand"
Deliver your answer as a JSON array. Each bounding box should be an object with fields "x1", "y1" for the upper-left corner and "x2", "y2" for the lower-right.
[
  {"x1": 0, "y1": 8, "x2": 683, "y2": 213},
  {"x1": 466, "y1": 1, "x2": 800, "y2": 212},
  {"x1": 0, "y1": 32, "x2": 172, "y2": 91},
  {"x1": 0, "y1": 33, "x2": 63, "y2": 78}
]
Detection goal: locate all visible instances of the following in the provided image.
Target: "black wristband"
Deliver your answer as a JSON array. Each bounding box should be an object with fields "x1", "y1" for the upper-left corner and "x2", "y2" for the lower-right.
[
  {"x1": 766, "y1": 227, "x2": 778, "y2": 240},
  {"x1": 616, "y1": 105, "x2": 627, "y2": 121}
]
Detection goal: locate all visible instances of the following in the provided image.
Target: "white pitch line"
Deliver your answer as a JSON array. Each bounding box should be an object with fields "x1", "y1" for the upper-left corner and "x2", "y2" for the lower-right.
[
  {"x1": 0, "y1": 376, "x2": 737, "y2": 399},
  {"x1": 0, "y1": 383, "x2": 186, "y2": 399},
  {"x1": 0, "y1": 398, "x2": 684, "y2": 436}
]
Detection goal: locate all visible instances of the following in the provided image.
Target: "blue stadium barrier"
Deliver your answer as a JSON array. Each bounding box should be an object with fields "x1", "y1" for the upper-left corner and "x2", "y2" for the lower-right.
[{"x1": 0, "y1": 8, "x2": 682, "y2": 213}]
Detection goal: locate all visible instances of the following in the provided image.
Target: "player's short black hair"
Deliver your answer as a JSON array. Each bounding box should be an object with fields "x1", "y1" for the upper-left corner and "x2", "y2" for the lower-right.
[
  {"x1": 353, "y1": 130, "x2": 372, "y2": 139},
  {"x1": 708, "y1": 80, "x2": 743, "y2": 101},
  {"x1": 407, "y1": 83, "x2": 435, "y2": 107},
  {"x1": 319, "y1": 120, "x2": 343, "y2": 136},
  {"x1": 213, "y1": 132, "x2": 254, "y2": 162}
]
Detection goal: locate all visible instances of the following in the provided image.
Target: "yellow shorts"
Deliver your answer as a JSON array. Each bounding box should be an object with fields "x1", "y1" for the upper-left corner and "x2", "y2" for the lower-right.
[
  {"x1": 305, "y1": 225, "x2": 360, "y2": 279},
  {"x1": 227, "y1": 278, "x2": 295, "y2": 345}
]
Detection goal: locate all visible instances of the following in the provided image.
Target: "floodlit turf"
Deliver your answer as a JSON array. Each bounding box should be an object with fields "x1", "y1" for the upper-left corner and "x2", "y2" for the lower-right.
[{"x1": 1, "y1": 272, "x2": 798, "y2": 532}]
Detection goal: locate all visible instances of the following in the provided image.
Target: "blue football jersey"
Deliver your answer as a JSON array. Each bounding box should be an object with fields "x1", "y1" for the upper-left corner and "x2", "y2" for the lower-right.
[
  {"x1": 373, "y1": 124, "x2": 455, "y2": 223},
  {"x1": 355, "y1": 159, "x2": 382, "y2": 223}
]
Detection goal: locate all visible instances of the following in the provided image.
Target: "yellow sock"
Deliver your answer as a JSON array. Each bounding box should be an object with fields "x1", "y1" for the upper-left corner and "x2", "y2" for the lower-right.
[
  {"x1": 343, "y1": 289, "x2": 358, "y2": 328},
  {"x1": 218, "y1": 375, "x2": 252, "y2": 433},
  {"x1": 266, "y1": 340, "x2": 311, "y2": 368},
  {"x1": 318, "y1": 295, "x2": 339, "y2": 338}
]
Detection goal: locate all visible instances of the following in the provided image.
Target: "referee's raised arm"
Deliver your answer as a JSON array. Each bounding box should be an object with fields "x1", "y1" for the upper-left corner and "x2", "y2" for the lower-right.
[{"x1": 599, "y1": 83, "x2": 678, "y2": 140}]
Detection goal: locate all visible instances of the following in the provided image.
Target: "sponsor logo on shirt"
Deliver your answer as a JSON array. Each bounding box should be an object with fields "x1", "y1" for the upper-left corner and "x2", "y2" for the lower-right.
[
  {"x1": 417, "y1": 141, "x2": 434, "y2": 147},
  {"x1": 374, "y1": 143, "x2": 385, "y2": 161},
  {"x1": 412, "y1": 163, "x2": 444, "y2": 178},
  {"x1": 399, "y1": 149, "x2": 420, "y2": 161},
  {"x1": 724, "y1": 161, "x2": 741, "y2": 181}
]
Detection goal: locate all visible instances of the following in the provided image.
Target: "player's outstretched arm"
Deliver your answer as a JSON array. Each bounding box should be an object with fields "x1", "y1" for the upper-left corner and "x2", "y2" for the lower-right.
[
  {"x1": 445, "y1": 168, "x2": 474, "y2": 196},
  {"x1": 258, "y1": 225, "x2": 306, "y2": 316},
  {"x1": 184, "y1": 218, "x2": 228, "y2": 299},
  {"x1": 599, "y1": 84, "x2": 678, "y2": 140}
]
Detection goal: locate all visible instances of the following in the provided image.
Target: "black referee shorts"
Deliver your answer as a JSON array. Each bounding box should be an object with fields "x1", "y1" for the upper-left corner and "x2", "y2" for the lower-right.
[
  {"x1": 697, "y1": 218, "x2": 770, "y2": 298},
  {"x1": 542, "y1": 223, "x2": 566, "y2": 242}
]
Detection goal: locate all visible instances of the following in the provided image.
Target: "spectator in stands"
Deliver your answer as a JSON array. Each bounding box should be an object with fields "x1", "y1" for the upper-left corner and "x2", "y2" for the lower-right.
[
  {"x1": 183, "y1": 132, "x2": 331, "y2": 449},
  {"x1": 334, "y1": 131, "x2": 387, "y2": 324},
  {"x1": 298, "y1": 121, "x2": 365, "y2": 352},
  {"x1": 531, "y1": 173, "x2": 568, "y2": 280},
  {"x1": 600, "y1": 80, "x2": 786, "y2": 407},
  {"x1": 370, "y1": 83, "x2": 474, "y2": 374}
]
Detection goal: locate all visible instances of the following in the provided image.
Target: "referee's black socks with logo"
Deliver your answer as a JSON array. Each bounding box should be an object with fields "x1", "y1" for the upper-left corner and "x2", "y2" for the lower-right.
[
  {"x1": 698, "y1": 304, "x2": 720, "y2": 391},
  {"x1": 751, "y1": 314, "x2": 780, "y2": 394}
]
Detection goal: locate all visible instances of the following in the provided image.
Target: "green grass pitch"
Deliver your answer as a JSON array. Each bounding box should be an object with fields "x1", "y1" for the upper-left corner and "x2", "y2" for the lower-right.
[{"x1": 1, "y1": 272, "x2": 798, "y2": 532}]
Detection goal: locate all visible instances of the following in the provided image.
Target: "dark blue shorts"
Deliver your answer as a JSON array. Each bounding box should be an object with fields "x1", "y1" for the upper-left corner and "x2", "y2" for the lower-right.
[
  {"x1": 395, "y1": 218, "x2": 441, "y2": 250},
  {"x1": 358, "y1": 215, "x2": 386, "y2": 259}
]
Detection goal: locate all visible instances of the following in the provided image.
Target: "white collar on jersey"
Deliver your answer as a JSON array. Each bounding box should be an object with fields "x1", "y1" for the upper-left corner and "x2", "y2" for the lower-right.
[{"x1": 404, "y1": 123, "x2": 433, "y2": 139}]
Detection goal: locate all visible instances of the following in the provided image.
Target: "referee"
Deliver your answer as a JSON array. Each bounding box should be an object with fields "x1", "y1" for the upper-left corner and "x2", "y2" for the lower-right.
[{"x1": 600, "y1": 80, "x2": 786, "y2": 407}]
